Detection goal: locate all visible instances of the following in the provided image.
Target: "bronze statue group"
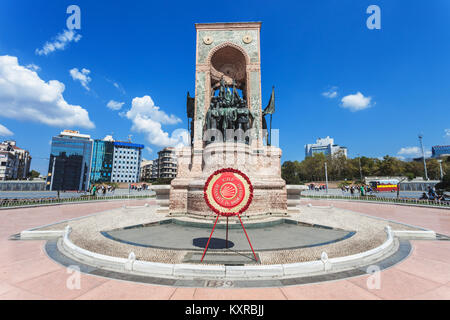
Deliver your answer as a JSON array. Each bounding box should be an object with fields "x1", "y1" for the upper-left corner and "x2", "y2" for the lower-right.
[
  {"x1": 205, "y1": 78, "x2": 256, "y2": 142},
  {"x1": 187, "y1": 76, "x2": 276, "y2": 145}
]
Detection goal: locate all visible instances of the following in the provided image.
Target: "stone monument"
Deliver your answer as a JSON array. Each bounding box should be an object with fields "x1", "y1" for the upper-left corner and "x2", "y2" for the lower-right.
[{"x1": 170, "y1": 22, "x2": 287, "y2": 219}]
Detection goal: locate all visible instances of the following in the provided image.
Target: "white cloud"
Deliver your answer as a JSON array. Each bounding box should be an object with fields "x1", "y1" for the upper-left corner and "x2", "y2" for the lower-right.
[
  {"x1": 105, "y1": 78, "x2": 126, "y2": 94},
  {"x1": 341, "y1": 92, "x2": 372, "y2": 111},
  {"x1": 145, "y1": 147, "x2": 153, "y2": 155},
  {"x1": 322, "y1": 86, "x2": 338, "y2": 99},
  {"x1": 398, "y1": 146, "x2": 431, "y2": 158},
  {"x1": 0, "y1": 55, "x2": 94, "y2": 129},
  {"x1": 445, "y1": 129, "x2": 450, "y2": 137},
  {"x1": 0, "y1": 124, "x2": 13, "y2": 136},
  {"x1": 26, "y1": 64, "x2": 40, "y2": 72},
  {"x1": 113, "y1": 82, "x2": 123, "y2": 92},
  {"x1": 398, "y1": 146, "x2": 421, "y2": 156},
  {"x1": 127, "y1": 96, "x2": 182, "y2": 125},
  {"x1": 106, "y1": 100, "x2": 124, "y2": 110},
  {"x1": 125, "y1": 95, "x2": 188, "y2": 148},
  {"x1": 70, "y1": 68, "x2": 91, "y2": 91},
  {"x1": 35, "y1": 29, "x2": 82, "y2": 56}
]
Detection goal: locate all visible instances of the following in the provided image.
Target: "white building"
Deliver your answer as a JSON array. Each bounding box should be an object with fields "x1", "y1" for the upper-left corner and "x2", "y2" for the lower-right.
[
  {"x1": 0, "y1": 140, "x2": 31, "y2": 180},
  {"x1": 157, "y1": 147, "x2": 178, "y2": 178},
  {"x1": 139, "y1": 159, "x2": 153, "y2": 181},
  {"x1": 151, "y1": 158, "x2": 159, "y2": 179},
  {"x1": 305, "y1": 136, "x2": 347, "y2": 158},
  {"x1": 111, "y1": 141, "x2": 144, "y2": 183}
]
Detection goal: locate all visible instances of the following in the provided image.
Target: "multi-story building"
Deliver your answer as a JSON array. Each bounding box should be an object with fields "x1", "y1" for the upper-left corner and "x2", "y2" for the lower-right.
[
  {"x1": 431, "y1": 145, "x2": 450, "y2": 159},
  {"x1": 151, "y1": 158, "x2": 159, "y2": 179},
  {"x1": 111, "y1": 141, "x2": 144, "y2": 183},
  {"x1": 139, "y1": 159, "x2": 153, "y2": 181},
  {"x1": 0, "y1": 140, "x2": 32, "y2": 180},
  {"x1": 46, "y1": 130, "x2": 93, "y2": 191},
  {"x1": 157, "y1": 147, "x2": 177, "y2": 178},
  {"x1": 90, "y1": 137, "x2": 114, "y2": 184},
  {"x1": 0, "y1": 149, "x2": 18, "y2": 181},
  {"x1": 305, "y1": 136, "x2": 347, "y2": 158}
]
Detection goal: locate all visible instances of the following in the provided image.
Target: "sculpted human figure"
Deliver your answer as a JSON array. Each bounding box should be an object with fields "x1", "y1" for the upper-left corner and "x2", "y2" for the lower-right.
[{"x1": 206, "y1": 97, "x2": 220, "y2": 130}]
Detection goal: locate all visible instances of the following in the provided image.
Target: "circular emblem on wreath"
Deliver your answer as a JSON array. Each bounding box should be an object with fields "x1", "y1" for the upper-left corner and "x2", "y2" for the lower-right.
[{"x1": 204, "y1": 168, "x2": 253, "y2": 216}]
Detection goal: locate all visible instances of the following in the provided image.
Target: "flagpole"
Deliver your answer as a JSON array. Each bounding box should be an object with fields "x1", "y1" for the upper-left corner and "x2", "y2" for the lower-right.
[{"x1": 269, "y1": 113, "x2": 272, "y2": 146}]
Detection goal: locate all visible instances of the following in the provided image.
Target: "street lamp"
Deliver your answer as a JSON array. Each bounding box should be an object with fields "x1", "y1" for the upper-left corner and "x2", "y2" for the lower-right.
[
  {"x1": 437, "y1": 159, "x2": 444, "y2": 180},
  {"x1": 418, "y1": 134, "x2": 429, "y2": 180},
  {"x1": 324, "y1": 162, "x2": 329, "y2": 194},
  {"x1": 358, "y1": 154, "x2": 363, "y2": 183}
]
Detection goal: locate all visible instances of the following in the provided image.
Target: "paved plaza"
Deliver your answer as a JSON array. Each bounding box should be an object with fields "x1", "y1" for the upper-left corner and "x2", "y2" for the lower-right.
[
  {"x1": 0, "y1": 189, "x2": 155, "y2": 199},
  {"x1": 0, "y1": 198, "x2": 449, "y2": 299}
]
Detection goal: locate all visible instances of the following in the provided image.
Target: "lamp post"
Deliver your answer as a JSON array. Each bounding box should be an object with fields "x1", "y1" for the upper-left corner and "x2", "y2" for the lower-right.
[
  {"x1": 437, "y1": 159, "x2": 444, "y2": 180},
  {"x1": 418, "y1": 134, "x2": 429, "y2": 180},
  {"x1": 358, "y1": 154, "x2": 363, "y2": 183},
  {"x1": 324, "y1": 162, "x2": 329, "y2": 195}
]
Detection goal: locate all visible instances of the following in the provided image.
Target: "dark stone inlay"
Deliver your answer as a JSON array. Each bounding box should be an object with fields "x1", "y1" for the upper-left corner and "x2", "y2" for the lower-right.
[{"x1": 192, "y1": 237, "x2": 235, "y2": 249}]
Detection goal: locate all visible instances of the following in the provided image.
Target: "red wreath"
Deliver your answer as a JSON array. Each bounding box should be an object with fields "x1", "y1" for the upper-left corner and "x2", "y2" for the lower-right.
[{"x1": 203, "y1": 168, "x2": 253, "y2": 216}]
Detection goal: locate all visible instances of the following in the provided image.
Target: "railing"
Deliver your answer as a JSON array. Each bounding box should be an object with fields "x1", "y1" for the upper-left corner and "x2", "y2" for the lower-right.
[
  {"x1": 0, "y1": 194, "x2": 155, "y2": 209},
  {"x1": 301, "y1": 194, "x2": 450, "y2": 208}
]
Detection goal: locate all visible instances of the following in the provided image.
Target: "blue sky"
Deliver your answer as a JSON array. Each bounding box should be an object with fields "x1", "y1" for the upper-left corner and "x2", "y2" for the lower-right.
[{"x1": 0, "y1": 0, "x2": 449, "y2": 174}]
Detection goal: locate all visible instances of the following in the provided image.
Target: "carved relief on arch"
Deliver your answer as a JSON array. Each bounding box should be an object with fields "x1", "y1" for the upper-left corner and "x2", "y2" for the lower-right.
[{"x1": 207, "y1": 42, "x2": 250, "y2": 91}]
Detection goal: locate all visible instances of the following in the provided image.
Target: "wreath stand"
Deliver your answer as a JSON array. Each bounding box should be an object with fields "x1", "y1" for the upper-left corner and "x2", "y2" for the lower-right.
[{"x1": 200, "y1": 214, "x2": 258, "y2": 262}]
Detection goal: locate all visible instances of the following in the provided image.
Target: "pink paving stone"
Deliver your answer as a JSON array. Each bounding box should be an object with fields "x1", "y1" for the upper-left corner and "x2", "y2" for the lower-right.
[
  {"x1": 0, "y1": 255, "x2": 62, "y2": 284},
  {"x1": 307, "y1": 200, "x2": 450, "y2": 235},
  {"x1": 1, "y1": 199, "x2": 153, "y2": 235},
  {"x1": 409, "y1": 284, "x2": 450, "y2": 300},
  {"x1": 0, "y1": 282, "x2": 17, "y2": 296},
  {"x1": 393, "y1": 255, "x2": 450, "y2": 285},
  {"x1": 193, "y1": 288, "x2": 288, "y2": 300},
  {"x1": 0, "y1": 287, "x2": 49, "y2": 300},
  {"x1": 169, "y1": 288, "x2": 197, "y2": 300},
  {"x1": 410, "y1": 241, "x2": 450, "y2": 264},
  {"x1": 280, "y1": 280, "x2": 381, "y2": 300},
  {"x1": 75, "y1": 280, "x2": 177, "y2": 300},
  {"x1": 13, "y1": 268, "x2": 109, "y2": 300},
  {"x1": 347, "y1": 268, "x2": 442, "y2": 299},
  {"x1": 0, "y1": 241, "x2": 45, "y2": 268}
]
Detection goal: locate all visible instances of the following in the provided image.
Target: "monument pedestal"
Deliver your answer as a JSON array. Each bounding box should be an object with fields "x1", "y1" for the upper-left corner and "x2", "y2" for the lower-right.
[{"x1": 170, "y1": 142, "x2": 287, "y2": 219}]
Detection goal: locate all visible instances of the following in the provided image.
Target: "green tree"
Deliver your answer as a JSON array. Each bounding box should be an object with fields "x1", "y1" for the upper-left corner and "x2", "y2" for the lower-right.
[
  {"x1": 378, "y1": 155, "x2": 404, "y2": 176},
  {"x1": 281, "y1": 161, "x2": 301, "y2": 184},
  {"x1": 28, "y1": 170, "x2": 40, "y2": 180},
  {"x1": 425, "y1": 158, "x2": 442, "y2": 180},
  {"x1": 435, "y1": 173, "x2": 450, "y2": 191}
]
